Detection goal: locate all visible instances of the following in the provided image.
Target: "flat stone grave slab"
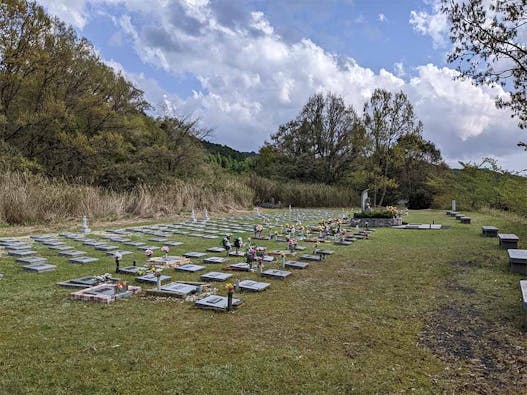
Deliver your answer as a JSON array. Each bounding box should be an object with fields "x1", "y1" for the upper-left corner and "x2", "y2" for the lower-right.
[
  {"x1": 204, "y1": 257, "x2": 228, "y2": 264},
  {"x1": 71, "y1": 284, "x2": 141, "y2": 304},
  {"x1": 200, "y1": 272, "x2": 233, "y2": 282},
  {"x1": 7, "y1": 249, "x2": 37, "y2": 257},
  {"x1": 164, "y1": 241, "x2": 184, "y2": 247},
  {"x1": 183, "y1": 252, "x2": 207, "y2": 258},
  {"x1": 146, "y1": 282, "x2": 199, "y2": 298},
  {"x1": 508, "y1": 249, "x2": 527, "y2": 275},
  {"x1": 0, "y1": 238, "x2": 19, "y2": 246},
  {"x1": 299, "y1": 254, "x2": 322, "y2": 261},
  {"x1": 262, "y1": 255, "x2": 275, "y2": 262},
  {"x1": 268, "y1": 250, "x2": 293, "y2": 256},
  {"x1": 48, "y1": 245, "x2": 74, "y2": 251},
  {"x1": 124, "y1": 241, "x2": 146, "y2": 247},
  {"x1": 57, "y1": 275, "x2": 118, "y2": 288},
  {"x1": 40, "y1": 240, "x2": 65, "y2": 247},
  {"x1": 149, "y1": 238, "x2": 168, "y2": 243},
  {"x1": 30, "y1": 234, "x2": 55, "y2": 241},
  {"x1": 228, "y1": 251, "x2": 245, "y2": 257},
  {"x1": 135, "y1": 273, "x2": 172, "y2": 284},
  {"x1": 261, "y1": 269, "x2": 291, "y2": 280},
  {"x1": 188, "y1": 233, "x2": 205, "y2": 238},
  {"x1": 106, "y1": 229, "x2": 130, "y2": 235},
  {"x1": 482, "y1": 226, "x2": 499, "y2": 237},
  {"x1": 106, "y1": 250, "x2": 133, "y2": 257},
  {"x1": 238, "y1": 280, "x2": 270, "y2": 292},
  {"x1": 176, "y1": 264, "x2": 206, "y2": 272},
  {"x1": 460, "y1": 216, "x2": 471, "y2": 224},
  {"x1": 335, "y1": 240, "x2": 353, "y2": 246},
  {"x1": 106, "y1": 236, "x2": 131, "y2": 243},
  {"x1": 201, "y1": 235, "x2": 218, "y2": 239},
  {"x1": 16, "y1": 256, "x2": 47, "y2": 265},
  {"x1": 94, "y1": 244, "x2": 119, "y2": 252},
  {"x1": 59, "y1": 250, "x2": 87, "y2": 257},
  {"x1": 146, "y1": 256, "x2": 190, "y2": 268},
  {"x1": 22, "y1": 263, "x2": 56, "y2": 273},
  {"x1": 3, "y1": 243, "x2": 33, "y2": 250},
  {"x1": 69, "y1": 256, "x2": 99, "y2": 264},
  {"x1": 499, "y1": 233, "x2": 519, "y2": 249},
  {"x1": 82, "y1": 239, "x2": 105, "y2": 246},
  {"x1": 225, "y1": 263, "x2": 251, "y2": 271},
  {"x1": 315, "y1": 249, "x2": 334, "y2": 256},
  {"x1": 195, "y1": 295, "x2": 243, "y2": 311},
  {"x1": 117, "y1": 266, "x2": 148, "y2": 275},
  {"x1": 138, "y1": 246, "x2": 160, "y2": 251},
  {"x1": 60, "y1": 232, "x2": 85, "y2": 240},
  {"x1": 285, "y1": 260, "x2": 309, "y2": 269},
  {"x1": 206, "y1": 247, "x2": 226, "y2": 253},
  {"x1": 293, "y1": 245, "x2": 306, "y2": 251}
]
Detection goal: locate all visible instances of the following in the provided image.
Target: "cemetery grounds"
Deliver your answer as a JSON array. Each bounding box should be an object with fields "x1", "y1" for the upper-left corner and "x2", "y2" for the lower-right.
[{"x1": 0, "y1": 209, "x2": 526, "y2": 394}]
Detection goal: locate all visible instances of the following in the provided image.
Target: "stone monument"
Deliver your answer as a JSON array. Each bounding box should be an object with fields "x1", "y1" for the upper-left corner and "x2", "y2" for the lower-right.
[
  {"x1": 81, "y1": 216, "x2": 91, "y2": 233},
  {"x1": 451, "y1": 200, "x2": 456, "y2": 212},
  {"x1": 361, "y1": 190, "x2": 370, "y2": 213}
]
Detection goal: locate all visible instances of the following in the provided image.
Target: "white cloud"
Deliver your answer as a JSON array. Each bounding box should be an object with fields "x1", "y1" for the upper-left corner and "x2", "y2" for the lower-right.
[
  {"x1": 378, "y1": 13, "x2": 387, "y2": 23},
  {"x1": 409, "y1": 0, "x2": 448, "y2": 48},
  {"x1": 36, "y1": 0, "x2": 527, "y2": 170}
]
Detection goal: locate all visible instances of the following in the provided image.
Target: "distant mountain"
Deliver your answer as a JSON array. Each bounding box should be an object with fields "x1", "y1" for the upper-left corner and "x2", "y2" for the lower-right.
[{"x1": 201, "y1": 140, "x2": 256, "y2": 161}]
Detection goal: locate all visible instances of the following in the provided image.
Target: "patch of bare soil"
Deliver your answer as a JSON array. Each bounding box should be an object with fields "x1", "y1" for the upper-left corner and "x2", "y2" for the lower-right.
[
  {"x1": 420, "y1": 300, "x2": 527, "y2": 393},
  {"x1": 449, "y1": 260, "x2": 482, "y2": 268}
]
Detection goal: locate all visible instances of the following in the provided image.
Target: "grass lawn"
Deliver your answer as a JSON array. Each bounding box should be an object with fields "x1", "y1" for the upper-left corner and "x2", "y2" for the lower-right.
[{"x1": 0, "y1": 209, "x2": 526, "y2": 394}]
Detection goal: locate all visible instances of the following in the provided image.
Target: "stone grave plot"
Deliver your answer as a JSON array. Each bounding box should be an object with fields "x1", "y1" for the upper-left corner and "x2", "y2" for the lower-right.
[
  {"x1": 206, "y1": 247, "x2": 226, "y2": 253},
  {"x1": 163, "y1": 241, "x2": 184, "y2": 247},
  {"x1": 16, "y1": 256, "x2": 47, "y2": 265},
  {"x1": 285, "y1": 260, "x2": 309, "y2": 269},
  {"x1": 57, "y1": 274, "x2": 119, "y2": 288},
  {"x1": 200, "y1": 272, "x2": 233, "y2": 282},
  {"x1": 68, "y1": 256, "x2": 99, "y2": 264},
  {"x1": 261, "y1": 269, "x2": 291, "y2": 280},
  {"x1": 60, "y1": 232, "x2": 85, "y2": 240},
  {"x1": 238, "y1": 280, "x2": 270, "y2": 292},
  {"x1": 48, "y1": 244, "x2": 74, "y2": 251},
  {"x1": 195, "y1": 295, "x2": 243, "y2": 311},
  {"x1": 7, "y1": 249, "x2": 37, "y2": 257},
  {"x1": 146, "y1": 282, "x2": 199, "y2": 298},
  {"x1": 59, "y1": 250, "x2": 87, "y2": 257},
  {"x1": 459, "y1": 216, "x2": 471, "y2": 224},
  {"x1": 482, "y1": 226, "x2": 499, "y2": 237},
  {"x1": 94, "y1": 244, "x2": 119, "y2": 252},
  {"x1": 81, "y1": 239, "x2": 104, "y2": 246},
  {"x1": 39, "y1": 240, "x2": 66, "y2": 247},
  {"x1": 261, "y1": 255, "x2": 275, "y2": 262},
  {"x1": 71, "y1": 283, "x2": 141, "y2": 304},
  {"x1": 149, "y1": 237, "x2": 169, "y2": 243},
  {"x1": 203, "y1": 256, "x2": 228, "y2": 264},
  {"x1": 183, "y1": 252, "x2": 207, "y2": 259},
  {"x1": 106, "y1": 250, "x2": 133, "y2": 257},
  {"x1": 268, "y1": 250, "x2": 293, "y2": 256},
  {"x1": 299, "y1": 254, "x2": 322, "y2": 262},
  {"x1": 334, "y1": 240, "x2": 353, "y2": 246},
  {"x1": 124, "y1": 241, "x2": 146, "y2": 247},
  {"x1": 22, "y1": 263, "x2": 57, "y2": 273},
  {"x1": 507, "y1": 250, "x2": 527, "y2": 275},
  {"x1": 175, "y1": 264, "x2": 206, "y2": 273},
  {"x1": 135, "y1": 273, "x2": 172, "y2": 284},
  {"x1": 3, "y1": 243, "x2": 33, "y2": 250},
  {"x1": 137, "y1": 246, "x2": 160, "y2": 252},
  {"x1": 454, "y1": 213, "x2": 464, "y2": 220},
  {"x1": 30, "y1": 234, "x2": 56, "y2": 241},
  {"x1": 187, "y1": 233, "x2": 206, "y2": 238},
  {"x1": 105, "y1": 236, "x2": 131, "y2": 243},
  {"x1": 146, "y1": 256, "x2": 191, "y2": 268},
  {"x1": 201, "y1": 235, "x2": 219, "y2": 239},
  {"x1": 117, "y1": 266, "x2": 148, "y2": 275},
  {"x1": 499, "y1": 233, "x2": 519, "y2": 249},
  {"x1": 172, "y1": 230, "x2": 190, "y2": 235},
  {"x1": 224, "y1": 262, "x2": 251, "y2": 272},
  {"x1": 315, "y1": 249, "x2": 334, "y2": 257},
  {"x1": 106, "y1": 229, "x2": 130, "y2": 235},
  {"x1": 228, "y1": 251, "x2": 245, "y2": 257}
]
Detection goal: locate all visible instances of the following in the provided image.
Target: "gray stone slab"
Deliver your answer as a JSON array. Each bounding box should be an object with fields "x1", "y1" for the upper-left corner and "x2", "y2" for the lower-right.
[
  {"x1": 226, "y1": 263, "x2": 251, "y2": 271},
  {"x1": 195, "y1": 295, "x2": 242, "y2": 311},
  {"x1": 106, "y1": 250, "x2": 133, "y2": 257},
  {"x1": 200, "y1": 272, "x2": 233, "y2": 282},
  {"x1": 117, "y1": 266, "x2": 147, "y2": 275},
  {"x1": 314, "y1": 249, "x2": 334, "y2": 255},
  {"x1": 228, "y1": 251, "x2": 245, "y2": 257},
  {"x1": 204, "y1": 257, "x2": 228, "y2": 264},
  {"x1": 482, "y1": 226, "x2": 499, "y2": 237},
  {"x1": 151, "y1": 282, "x2": 199, "y2": 297},
  {"x1": 300, "y1": 254, "x2": 322, "y2": 261},
  {"x1": 40, "y1": 240, "x2": 65, "y2": 247},
  {"x1": 135, "y1": 273, "x2": 172, "y2": 284},
  {"x1": 335, "y1": 240, "x2": 353, "y2": 246},
  {"x1": 261, "y1": 269, "x2": 291, "y2": 279},
  {"x1": 206, "y1": 247, "x2": 226, "y2": 253},
  {"x1": 262, "y1": 255, "x2": 275, "y2": 262},
  {"x1": 22, "y1": 263, "x2": 56, "y2": 272},
  {"x1": 59, "y1": 250, "x2": 87, "y2": 257},
  {"x1": 238, "y1": 280, "x2": 270, "y2": 292},
  {"x1": 183, "y1": 252, "x2": 207, "y2": 258},
  {"x1": 82, "y1": 239, "x2": 104, "y2": 246},
  {"x1": 16, "y1": 256, "x2": 47, "y2": 264},
  {"x1": 176, "y1": 264, "x2": 205, "y2": 272},
  {"x1": 7, "y1": 249, "x2": 37, "y2": 256},
  {"x1": 94, "y1": 244, "x2": 119, "y2": 251},
  {"x1": 3, "y1": 243, "x2": 32, "y2": 250},
  {"x1": 48, "y1": 245, "x2": 74, "y2": 251},
  {"x1": 164, "y1": 241, "x2": 184, "y2": 247},
  {"x1": 69, "y1": 256, "x2": 99, "y2": 264},
  {"x1": 149, "y1": 238, "x2": 168, "y2": 243},
  {"x1": 285, "y1": 260, "x2": 309, "y2": 269},
  {"x1": 137, "y1": 246, "x2": 160, "y2": 251},
  {"x1": 56, "y1": 275, "x2": 117, "y2": 288},
  {"x1": 124, "y1": 241, "x2": 146, "y2": 247}
]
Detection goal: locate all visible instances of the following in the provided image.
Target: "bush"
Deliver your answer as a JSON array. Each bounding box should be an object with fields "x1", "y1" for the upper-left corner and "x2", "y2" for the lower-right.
[
  {"x1": 353, "y1": 210, "x2": 394, "y2": 219},
  {"x1": 408, "y1": 188, "x2": 434, "y2": 209}
]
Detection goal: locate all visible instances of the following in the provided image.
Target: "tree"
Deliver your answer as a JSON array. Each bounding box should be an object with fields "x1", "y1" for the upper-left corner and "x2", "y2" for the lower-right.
[
  {"x1": 442, "y1": 0, "x2": 527, "y2": 134},
  {"x1": 362, "y1": 89, "x2": 424, "y2": 206}
]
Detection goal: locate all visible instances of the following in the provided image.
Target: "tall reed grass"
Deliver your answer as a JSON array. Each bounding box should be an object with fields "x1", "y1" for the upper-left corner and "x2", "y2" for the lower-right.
[{"x1": 0, "y1": 172, "x2": 254, "y2": 225}]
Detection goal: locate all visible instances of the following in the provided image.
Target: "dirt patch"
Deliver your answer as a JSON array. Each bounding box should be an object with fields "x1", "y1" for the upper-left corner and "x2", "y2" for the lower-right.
[
  {"x1": 420, "y1": 301, "x2": 527, "y2": 393},
  {"x1": 445, "y1": 279, "x2": 477, "y2": 295},
  {"x1": 449, "y1": 260, "x2": 482, "y2": 268}
]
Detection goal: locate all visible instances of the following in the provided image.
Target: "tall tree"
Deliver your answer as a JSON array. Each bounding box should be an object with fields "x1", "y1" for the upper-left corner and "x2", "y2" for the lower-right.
[{"x1": 442, "y1": 0, "x2": 527, "y2": 134}]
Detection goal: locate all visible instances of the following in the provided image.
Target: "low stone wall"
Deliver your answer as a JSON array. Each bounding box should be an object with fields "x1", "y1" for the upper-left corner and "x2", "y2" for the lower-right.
[{"x1": 351, "y1": 217, "x2": 402, "y2": 227}]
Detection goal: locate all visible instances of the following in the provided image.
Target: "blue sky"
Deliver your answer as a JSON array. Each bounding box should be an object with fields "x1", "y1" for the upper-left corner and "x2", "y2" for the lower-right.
[{"x1": 38, "y1": 0, "x2": 527, "y2": 171}]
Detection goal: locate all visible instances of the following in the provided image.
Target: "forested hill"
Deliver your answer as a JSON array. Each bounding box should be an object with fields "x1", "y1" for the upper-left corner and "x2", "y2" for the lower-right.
[{"x1": 201, "y1": 141, "x2": 256, "y2": 161}]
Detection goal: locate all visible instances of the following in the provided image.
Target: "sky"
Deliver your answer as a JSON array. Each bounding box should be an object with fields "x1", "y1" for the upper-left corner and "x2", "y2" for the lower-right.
[{"x1": 36, "y1": 0, "x2": 527, "y2": 171}]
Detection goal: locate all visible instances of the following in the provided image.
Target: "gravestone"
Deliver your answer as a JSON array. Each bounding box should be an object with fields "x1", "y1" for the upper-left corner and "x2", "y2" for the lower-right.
[
  {"x1": 508, "y1": 249, "x2": 527, "y2": 275},
  {"x1": 200, "y1": 272, "x2": 233, "y2": 282},
  {"x1": 57, "y1": 275, "x2": 118, "y2": 288},
  {"x1": 147, "y1": 282, "x2": 199, "y2": 298},
  {"x1": 68, "y1": 256, "x2": 99, "y2": 264},
  {"x1": 206, "y1": 247, "x2": 226, "y2": 253},
  {"x1": 225, "y1": 263, "x2": 251, "y2": 271},
  {"x1": 164, "y1": 241, "x2": 184, "y2": 247},
  {"x1": 48, "y1": 245, "x2": 74, "y2": 251},
  {"x1": 16, "y1": 256, "x2": 47, "y2": 264},
  {"x1": 176, "y1": 264, "x2": 205, "y2": 272},
  {"x1": 204, "y1": 257, "x2": 228, "y2": 264},
  {"x1": 238, "y1": 280, "x2": 270, "y2": 292},
  {"x1": 498, "y1": 233, "x2": 519, "y2": 249},
  {"x1": 117, "y1": 266, "x2": 148, "y2": 275},
  {"x1": 183, "y1": 252, "x2": 207, "y2": 258},
  {"x1": 124, "y1": 241, "x2": 146, "y2": 247},
  {"x1": 59, "y1": 250, "x2": 87, "y2": 257},
  {"x1": 285, "y1": 260, "x2": 309, "y2": 269},
  {"x1": 299, "y1": 254, "x2": 322, "y2": 261},
  {"x1": 135, "y1": 273, "x2": 172, "y2": 284},
  {"x1": 81, "y1": 216, "x2": 91, "y2": 233},
  {"x1": 22, "y1": 263, "x2": 56, "y2": 273},
  {"x1": 195, "y1": 295, "x2": 243, "y2": 311},
  {"x1": 261, "y1": 269, "x2": 291, "y2": 280},
  {"x1": 95, "y1": 244, "x2": 119, "y2": 251},
  {"x1": 7, "y1": 249, "x2": 37, "y2": 257},
  {"x1": 71, "y1": 284, "x2": 141, "y2": 304},
  {"x1": 106, "y1": 250, "x2": 133, "y2": 257},
  {"x1": 482, "y1": 226, "x2": 499, "y2": 237},
  {"x1": 451, "y1": 200, "x2": 456, "y2": 212}
]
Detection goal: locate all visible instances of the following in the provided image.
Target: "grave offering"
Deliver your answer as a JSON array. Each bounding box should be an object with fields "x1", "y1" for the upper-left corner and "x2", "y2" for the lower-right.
[
  {"x1": 176, "y1": 264, "x2": 205, "y2": 273},
  {"x1": 59, "y1": 250, "x2": 87, "y2": 257},
  {"x1": 498, "y1": 233, "x2": 519, "y2": 249},
  {"x1": 22, "y1": 263, "x2": 56, "y2": 273},
  {"x1": 69, "y1": 256, "x2": 99, "y2": 264},
  {"x1": 285, "y1": 260, "x2": 309, "y2": 269},
  {"x1": 204, "y1": 257, "x2": 228, "y2": 264},
  {"x1": 57, "y1": 274, "x2": 118, "y2": 288},
  {"x1": 16, "y1": 256, "x2": 47, "y2": 264},
  {"x1": 195, "y1": 295, "x2": 243, "y2": 311},
  {"x1": 200, "y1": 272, "x2": 233, "y2": 282},
  {"x1": 71, "y1": 283, "x2": 141, "y2": 304},
  {"x1": 508, "y1": 250, "x2": 527, "y2": 275},
  {"x1": 261, "y1": 269, "x2": 291, "y2": 280},
  {"x1": 135, "y1": 273, "x2": 172, "y2": 284},
  {"x1": 238, "y1": 280, "x2": 270, "y2": 292},
  {"x1": 482, "y1": 226, "x2": 499, "y2": 237},
  {"x1": 146, "y1": 256, "x2": 190, "y2": 268}
]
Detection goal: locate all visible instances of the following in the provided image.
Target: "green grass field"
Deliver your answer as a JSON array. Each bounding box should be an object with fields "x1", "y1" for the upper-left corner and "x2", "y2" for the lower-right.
[{"x1": 0, "y1": 209, "x2": 526, "y2": 394}]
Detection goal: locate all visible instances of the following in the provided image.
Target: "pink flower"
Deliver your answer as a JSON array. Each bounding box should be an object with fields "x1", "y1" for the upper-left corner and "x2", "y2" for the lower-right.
[
  {"x1": 161, "y1": 246, "x2": 170, "y2": 253},
  {"x1": 145, "y1": 249, "x2": 153, "y2": 257}
]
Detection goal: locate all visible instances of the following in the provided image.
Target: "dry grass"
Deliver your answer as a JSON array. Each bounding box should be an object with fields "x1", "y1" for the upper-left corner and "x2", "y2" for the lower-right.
[{"x1": 0, "y1": 172, "x2": 254, "y2": 225}]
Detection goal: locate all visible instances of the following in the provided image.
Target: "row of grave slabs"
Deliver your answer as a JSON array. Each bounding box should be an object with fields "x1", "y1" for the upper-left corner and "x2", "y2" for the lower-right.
[{"x1": 0, "y1": 209, "x2": 371, "y2": 312}]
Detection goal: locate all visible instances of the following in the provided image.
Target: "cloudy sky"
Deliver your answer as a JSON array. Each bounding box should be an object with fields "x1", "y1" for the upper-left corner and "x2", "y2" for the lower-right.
[{"x1": 37, "y1": 0, "x2": 526, "y2": 171}]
